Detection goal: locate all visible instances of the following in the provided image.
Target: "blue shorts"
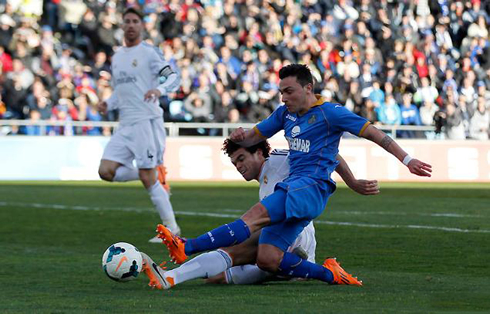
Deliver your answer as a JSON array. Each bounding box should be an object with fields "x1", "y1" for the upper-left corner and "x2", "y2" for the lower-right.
[{"x1": 259, "y1": 176, "x2": 332, "y2": 251}]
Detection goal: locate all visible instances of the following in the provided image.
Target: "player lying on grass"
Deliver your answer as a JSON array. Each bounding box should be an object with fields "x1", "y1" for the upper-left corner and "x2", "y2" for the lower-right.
[
  {"x1": 140, "y1": 139, "x2": 379, "y2": 289},
  {"x1": 155, "y1": 64, "x2": 431, "y2": 287}
]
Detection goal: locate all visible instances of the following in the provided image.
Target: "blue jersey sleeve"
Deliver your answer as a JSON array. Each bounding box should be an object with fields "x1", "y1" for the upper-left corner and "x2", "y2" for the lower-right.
[
  {"x1": 256, "y1": 105, "x2": 287, "y2": 138},
  {"x1": 322, "y1": 104, "x2": 370, "y2": 136}
]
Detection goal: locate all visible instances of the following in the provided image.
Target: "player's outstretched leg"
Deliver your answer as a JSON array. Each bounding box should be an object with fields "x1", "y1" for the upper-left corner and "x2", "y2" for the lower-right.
[
  {"x1": 163, "y1": 250, "x2": 233, "y2": 287},
  {"x1": 141, "y1": 252, "x2": 173, "y2": 290},
  {"x1": 156, "y1": 219, "x2": 251, "y2": 264}
]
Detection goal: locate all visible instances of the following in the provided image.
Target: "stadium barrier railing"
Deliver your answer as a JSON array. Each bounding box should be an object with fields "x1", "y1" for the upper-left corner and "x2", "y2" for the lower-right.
[{"x1": 0, "y1": 119, "x2": 437, "y2": 138}]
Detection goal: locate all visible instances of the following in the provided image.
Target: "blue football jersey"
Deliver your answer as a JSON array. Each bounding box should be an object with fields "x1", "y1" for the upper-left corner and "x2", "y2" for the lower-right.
[{"x1": 255, "y1": 96, "x2": 370, "y2": 184}]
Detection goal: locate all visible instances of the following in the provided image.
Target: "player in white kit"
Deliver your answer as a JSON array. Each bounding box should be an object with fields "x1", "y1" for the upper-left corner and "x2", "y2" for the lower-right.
[
  {"x1": 96, "y1": 8, "x2": 181, "y2": 240},
  {"x1": 140, "y1": 140, "x2": 379, "y2": 289}
]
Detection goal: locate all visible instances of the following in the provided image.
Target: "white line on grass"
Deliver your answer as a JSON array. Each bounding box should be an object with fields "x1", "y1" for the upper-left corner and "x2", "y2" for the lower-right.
[
  {"x1": 1, "y1": 201, "x2": 489, "y2": 234},
  {"x1": 334, "y1": 211, "x2": 482, "y2": 218}
]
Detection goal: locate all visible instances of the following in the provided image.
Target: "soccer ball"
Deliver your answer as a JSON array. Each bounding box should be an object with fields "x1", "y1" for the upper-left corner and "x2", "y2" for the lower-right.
[{"x1": 102, "y1": 242, "x2": 143, "y2": 282}]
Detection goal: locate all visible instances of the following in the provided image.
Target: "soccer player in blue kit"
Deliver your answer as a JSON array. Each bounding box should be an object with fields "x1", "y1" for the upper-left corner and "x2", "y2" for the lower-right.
[{"x1": 157, "y1": 64, "x2": 432, "y2": 285}]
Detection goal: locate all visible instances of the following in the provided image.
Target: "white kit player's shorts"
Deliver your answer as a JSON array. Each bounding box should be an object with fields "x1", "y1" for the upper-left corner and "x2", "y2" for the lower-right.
[
  {"x1": 287, "y1": 221, "x2": 316, "y2": 263},
  {"x1": 225, "y1": 222, "x2": 316, "y2": 284},
  {"x1": 102, "y1": 118, "x2": 166, "y2": 169}
]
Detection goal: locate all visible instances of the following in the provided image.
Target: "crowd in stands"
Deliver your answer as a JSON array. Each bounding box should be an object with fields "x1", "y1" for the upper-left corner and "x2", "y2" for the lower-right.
[{"x1": 0, "y1": 0, "x2": 489, "y2": 139}]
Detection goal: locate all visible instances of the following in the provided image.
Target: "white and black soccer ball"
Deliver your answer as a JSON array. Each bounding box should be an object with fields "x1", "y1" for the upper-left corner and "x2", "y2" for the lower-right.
[{"x1": 102, "y1": 242, "x2": 143, "y2": 282}]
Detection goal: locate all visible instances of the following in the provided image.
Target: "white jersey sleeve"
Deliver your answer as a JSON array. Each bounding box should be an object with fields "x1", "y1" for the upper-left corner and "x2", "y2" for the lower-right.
[{"x1": 149, "y1": 46, "x2": 181, "y2": 96}]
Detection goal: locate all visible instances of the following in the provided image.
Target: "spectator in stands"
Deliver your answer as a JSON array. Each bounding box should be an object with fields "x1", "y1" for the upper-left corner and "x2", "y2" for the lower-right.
[
  {"x1": 469, "y1": 96, "x2": 489, "y2": 140},
  {"x1": 420, "y1": 100, "x2": 440, "y2": 139},
  {"x1": 24, "y1": 109, "x2": 42, "y2": 135},
  {"x1": 414, "y1": 77, "x2": 439, "y2": 105},
  {"x1": 3, "y1": 74, "x2": 27, "y2": 119},
  {"x1": 457, "y1": 94, "x2": 475, "y2": 138},
  {"x1": 0, "y1": 0, "x2": 487, "y2": 140},
  {"x1": 184, "y1": 91, "x2": 212, "y2": 122},
  {"x1": 445, "y1": 103, "x2": 466, "y2": 140},
  {"x1": 376, "y1": 94, "x2": 401, "y2": 127},
  {"x1": 399, "y1": 93, "x2": 422, "y2": 138}
]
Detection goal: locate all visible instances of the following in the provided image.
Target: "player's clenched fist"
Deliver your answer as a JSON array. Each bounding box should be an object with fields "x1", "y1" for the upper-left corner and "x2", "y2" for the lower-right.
[{"x1": 230, "y1": 127, "x2": 246, "y2": 143}]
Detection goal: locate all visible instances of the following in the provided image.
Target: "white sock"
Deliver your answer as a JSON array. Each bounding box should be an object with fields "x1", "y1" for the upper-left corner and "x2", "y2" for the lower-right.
[
  {"x1": 148, "y1": 181, "x2": 178, "y2": 231},
  {"x1": 165, "y1": 250, "x2": 232, "y2": 285},
  {"x1": 225, "y1": 264, "x2": 272, "y2": 284},
  {"x1": 113, "y1": 165, "x2": 139, "y2": 182}
]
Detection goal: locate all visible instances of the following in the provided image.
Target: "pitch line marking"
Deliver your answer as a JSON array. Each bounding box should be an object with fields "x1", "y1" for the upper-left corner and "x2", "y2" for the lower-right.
[{"x1": 1, "y1": 202, "x2": 489, "y2": 234}]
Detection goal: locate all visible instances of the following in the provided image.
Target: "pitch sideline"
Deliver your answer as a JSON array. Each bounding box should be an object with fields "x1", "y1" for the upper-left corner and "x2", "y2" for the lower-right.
[{"x1": 1, "y1": 201, "x2": 489, "y2": 234}]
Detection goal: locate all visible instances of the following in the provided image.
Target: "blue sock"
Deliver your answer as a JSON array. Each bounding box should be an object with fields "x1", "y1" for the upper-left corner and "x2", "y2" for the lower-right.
[
  {"x1": 184, "y1": 219, "x2": 251, "y2": 255},
  {"x1": 278, "y1": 252, "x2": 333, "y2": 283}
]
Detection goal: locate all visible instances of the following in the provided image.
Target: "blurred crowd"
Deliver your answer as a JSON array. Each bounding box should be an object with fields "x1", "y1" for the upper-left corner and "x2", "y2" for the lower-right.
[{"x1": 0, "y1": 0, "x2": 489, "y2": 139}]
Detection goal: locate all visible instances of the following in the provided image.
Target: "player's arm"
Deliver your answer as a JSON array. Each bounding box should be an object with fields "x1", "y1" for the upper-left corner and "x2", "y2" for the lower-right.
[
  {"x1": 230, "y1": 127, "x2": 267, "y2": 147},
  {"x1": 145, "y1": 48, "x2": 182, "y2": 101},
  {"x1": 156, "y1": 65, "x2": 181, "y2": 94},
  {"x1": 335, "y1": 154, "x2": 379, "y2": 195},
  {"x1": 361, "y1": 124, "x2": 432, "y2": 177},
  {"x1": 144, "y1": 66, "x2": 181, "y2": 101},
  {"x1": 230, "y1": 106, "x2": 286, "y2": 146}
]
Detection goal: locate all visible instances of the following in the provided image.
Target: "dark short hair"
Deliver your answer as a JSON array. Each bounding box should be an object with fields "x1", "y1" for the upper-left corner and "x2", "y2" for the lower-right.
[
  {"x1": 222, "y1": 138, "x2": 271, "y2": 159},
  {"x1": 123, "y1": 7, "x2": 144, "y2": 21},
  {"x1": 279, "y1": 64, "x2": 313, "y2": 87}
]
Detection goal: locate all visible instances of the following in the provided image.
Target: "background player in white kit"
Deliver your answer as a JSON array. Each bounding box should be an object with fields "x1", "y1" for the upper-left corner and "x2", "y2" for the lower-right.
[
  {"x1": 96, "y1": 8, "x2": 181, "y2": 240},
  {"x1": 141, "y1": 139, "x2": 379, "y2": 289}
]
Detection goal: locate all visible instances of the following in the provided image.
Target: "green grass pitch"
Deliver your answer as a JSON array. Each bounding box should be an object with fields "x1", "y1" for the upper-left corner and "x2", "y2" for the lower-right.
[{"x1": 1, "y1": 181, "x2": 489, "y2": 313}]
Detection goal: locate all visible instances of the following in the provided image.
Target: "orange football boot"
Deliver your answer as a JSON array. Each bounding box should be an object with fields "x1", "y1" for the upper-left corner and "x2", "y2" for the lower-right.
[
  {"x1": 140, "y1": 252, "x2": 173, "y2": 290},
  {"x1": 156, "y1": 224, "x2": 187, "y2": 264},
  {"x1": 322, "y1": 257, "x2": 363, "y2": 286}
]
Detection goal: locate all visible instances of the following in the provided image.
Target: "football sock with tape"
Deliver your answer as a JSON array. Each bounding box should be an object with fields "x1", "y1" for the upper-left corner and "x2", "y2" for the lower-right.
[
  {"x1": 185, "y1": 219, "x2": 251, "y2": 255},
  {"x1": 165, "y1": 250, "x2": 232, "y2": 285},
  {"x1": 225, "y1": 264, "x2": 271, "y2": 284},
  {"x1": 278, "y1": 252, "x2": 333, "y2": 283}
]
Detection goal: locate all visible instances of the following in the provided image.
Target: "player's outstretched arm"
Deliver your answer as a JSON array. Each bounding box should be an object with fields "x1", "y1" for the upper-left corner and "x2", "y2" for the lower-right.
[
  {"x1": 230, "y1": 127, "x2": 266, "y2": 147},
  {"x1": 335, "y1": 154, "x2": 379, "y2": 195},
  {"x1": 361, "y1": 124, "x2": 432, "y2": 177}
]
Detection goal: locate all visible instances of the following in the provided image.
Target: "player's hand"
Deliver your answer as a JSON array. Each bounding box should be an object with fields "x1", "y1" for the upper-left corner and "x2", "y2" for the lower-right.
[
  {"x1": 96, "y1": 101, "x2": 108, "y2": 114},
  {"x1": 144, "y1": 89, "x2": 161, "y2": 102},
  {"x1": 349, "y1": 179, "x2": 379, "y2": 195},
  {"x1": 407, "y1": 159, "x2": 432, "y2": 177},
  {"x1": 230, "y1": 127, "x2": 246, "y2": 143}
]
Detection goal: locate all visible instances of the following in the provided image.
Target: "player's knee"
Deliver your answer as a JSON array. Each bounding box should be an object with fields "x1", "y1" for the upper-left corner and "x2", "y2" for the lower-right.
[
  {"x1": 98, "y1": 166, "x2": 114, "y2": 181},
  {"x1": 242, "y1": 203, "x2": 270, "y2": 232},
  {"x1": 138, "y1": 169, "x2": 156, "y2": 189},
  {"x1": 256, "y1": 254, "x2": 280, "y2": 273}
]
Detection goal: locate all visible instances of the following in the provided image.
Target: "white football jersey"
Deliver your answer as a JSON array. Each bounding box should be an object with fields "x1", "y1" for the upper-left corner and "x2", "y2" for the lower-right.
[
  {"x1": 258, "y1": 149, "x2": 290, "y2": 201},
  {"x1": 107, "y1": 42, "x2": 180, "y2": 126}
]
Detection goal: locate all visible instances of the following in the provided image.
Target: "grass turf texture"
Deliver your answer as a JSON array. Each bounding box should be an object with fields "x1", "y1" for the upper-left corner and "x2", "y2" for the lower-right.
[{"x1": 1, "y1": 181, "x2": 489, "y2": 313}]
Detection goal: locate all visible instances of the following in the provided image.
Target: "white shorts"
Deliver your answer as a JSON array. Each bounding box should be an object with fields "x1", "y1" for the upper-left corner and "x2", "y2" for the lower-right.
[
  {"x1": 226, "y1": 222, "x2": 316, "y2": 284},
  {"x1": 102, "y1": 118, "x2": 166, "y2": 169}
]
